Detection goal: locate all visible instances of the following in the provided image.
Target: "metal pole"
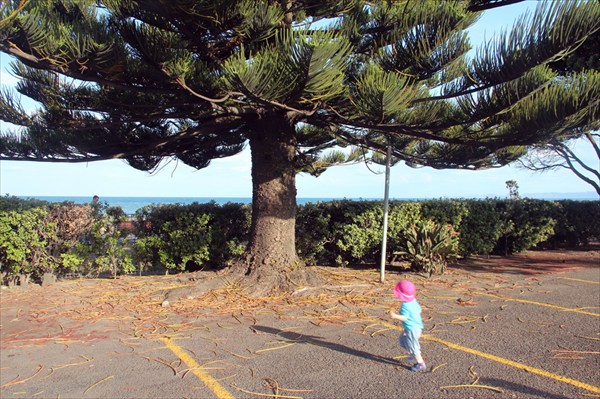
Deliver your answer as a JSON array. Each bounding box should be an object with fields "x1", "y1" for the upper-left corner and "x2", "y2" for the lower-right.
[{"x1": 379, "y1": 144, "x2": 391, "y2": 283}]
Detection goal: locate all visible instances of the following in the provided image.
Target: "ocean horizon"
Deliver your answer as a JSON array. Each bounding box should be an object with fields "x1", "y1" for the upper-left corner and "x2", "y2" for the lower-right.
[{"x1": 15, "y1": 194, "x2": 599, "y2": 216}]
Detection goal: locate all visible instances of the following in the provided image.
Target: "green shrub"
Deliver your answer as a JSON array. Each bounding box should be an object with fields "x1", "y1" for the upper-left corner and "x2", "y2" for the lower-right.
[
  {"x1": 334, "y1": 206, "x2": 384, "y2": 266},
  {"x1": 132, "y1": 202, "x2": 251, "y2": 272},
  {"x1": 385, "y1": 201, "x2": 423, "y2": 255},
  {"x1": 420, "y1": 199, "x2": 469, "y2": 227},
  {"x1": 495, "y1": 199, "x2": 558, "y2": 254},
  {"x1": 296, "y1": 202, "x2": 333, "y2": 265},
  {"x1": 458, "y1": 200, "x2": 506, "y2": 256},
  {"x1": 295, "y1": 200, "x2": 383, "y2": 266},
  {"x1": 43, "y1": 203, "x2": 96, "y2": 275},
  {"x1": 394, "y1": 220, "x2": 459, "y2": 275},
  {"x1": 205, "y1": 202, "x2": 251, "y2": 267},
  {"x1": 324, "y1": 201, "x2": 422, "y2": 266},
  {"x1": 135, "y1": 209, "x2": 212, "y2": 272},
  {"x1": 0, "y1": 201, "x2": 133, "y2": 283},
  {"x1": 550, "y1": 200, "x2": 600, "y2": 247},
  {"x1": 72, "y1": 214, "x2": 135, "y2": 277},
  {"x1": 0, "y1": 195, "x2": 49, "y2": 212},
  {"x1": 0, "y1": 208, "x2": 53, "y2": 285},
  {"x1": 106, "y1": 205, "x2": 127, "y2": 220},
  {"x1": 1, "y1": 197, "x2": 595, "y2": 282}
]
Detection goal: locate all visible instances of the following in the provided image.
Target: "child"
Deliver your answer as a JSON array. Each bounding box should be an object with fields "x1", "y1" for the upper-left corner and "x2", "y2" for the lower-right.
[{"x1": 390, "y1": 279, "x2": 427, "y2": 372}]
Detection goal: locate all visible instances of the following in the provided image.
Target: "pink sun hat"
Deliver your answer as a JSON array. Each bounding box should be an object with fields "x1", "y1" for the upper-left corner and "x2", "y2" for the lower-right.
[{"x1": 394, "y1": 280, "x2": 416, "y2": 302}]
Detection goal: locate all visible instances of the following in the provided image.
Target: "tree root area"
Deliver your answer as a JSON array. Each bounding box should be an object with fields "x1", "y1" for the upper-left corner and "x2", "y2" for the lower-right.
[{"x1": 160, "y1": 265, "x2": 323, "y2": 307}]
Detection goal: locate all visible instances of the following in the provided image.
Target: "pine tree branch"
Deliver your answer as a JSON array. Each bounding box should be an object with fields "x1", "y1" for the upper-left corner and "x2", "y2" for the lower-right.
[
  {"x1": 467, "y1": 0, "x2": 525, "y2": 13},
  {"x1": 584, "y1": 131, "x2": 600, "y2": 159},
  {"x1": 554, "y1": 144, "x2": 600, "y2": 195},
  {"x1": 0, "y1": 114, "x2": 245, "y2": 164},
  {"x1": 554, "y1": 142, "x2": 600, "y2": 181},
  {"x1": 0, "y1": 43, "x2": 196, "y2": 99},
  {"x1": 172, "y1": 74, "x2": 243, "y2": 104}
]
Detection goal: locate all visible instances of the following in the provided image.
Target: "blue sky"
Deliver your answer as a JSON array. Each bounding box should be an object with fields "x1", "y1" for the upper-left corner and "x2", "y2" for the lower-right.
[{"x1": 0, "y1": 1, "x2": 597, "y2": 199}]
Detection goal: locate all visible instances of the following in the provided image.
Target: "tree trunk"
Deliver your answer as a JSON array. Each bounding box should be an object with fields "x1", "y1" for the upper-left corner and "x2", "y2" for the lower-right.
[
  {"x1": 230, "y1": 113, "x2": 319, "y2": 295},
  {"x1": 162, "y1": 113, "x2": 320, "y2": 305}
]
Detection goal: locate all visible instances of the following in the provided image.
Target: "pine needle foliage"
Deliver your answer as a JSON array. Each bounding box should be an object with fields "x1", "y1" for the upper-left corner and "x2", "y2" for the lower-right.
[{"x1": 0, "y1": 0, "x2": 598, "y2": 172}]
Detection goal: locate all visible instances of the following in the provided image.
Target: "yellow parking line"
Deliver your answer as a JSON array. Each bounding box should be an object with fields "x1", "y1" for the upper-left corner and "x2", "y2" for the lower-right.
[
  {"x1": 425, "y1": 335, "x2": 600, "y2": 394},
  {"x1": 160, "y1": 337, "x2": 235, "y2": 399},
  {"x1": 475, "y1": 292, "x2": 600, "y2": 316},
  {"x1": 374, "y1": 319, "x2": 600, "y2": 394},
  {"x1": 560, "y1": 277, "x2": 600, "y2": 285}
]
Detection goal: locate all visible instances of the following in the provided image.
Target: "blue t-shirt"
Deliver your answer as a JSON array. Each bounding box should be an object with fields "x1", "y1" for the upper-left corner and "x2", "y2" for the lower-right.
[{"x1": 400, "y1": 300, "x2": 423, "y2": 331}]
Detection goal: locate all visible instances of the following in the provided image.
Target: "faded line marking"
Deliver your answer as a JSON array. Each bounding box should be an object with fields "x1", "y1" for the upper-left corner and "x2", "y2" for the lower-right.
[
  {"x1": 475, "y1": 292, "x2": 600, "y2": 316},
  {"x1": 424, "y1": 335, "x2": 600, "y2": 394},
  {"x1": 560, "y1": 277, "x2": 600, "y2": 285},
  {"x1": 374, "y1": 319, "x2": 600, "y2": 394},
  {"x1": 160, "y1": 337, "x2": 235, "y2": 399}
]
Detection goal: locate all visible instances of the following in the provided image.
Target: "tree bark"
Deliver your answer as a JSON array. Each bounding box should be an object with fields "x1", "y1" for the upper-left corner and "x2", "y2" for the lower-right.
[
  {"x1": 161, "y1": 113, "x2": 321, "y2": 304},
  {"x1": 230, "y1": 112, "x2": 318, "y2": 295}
]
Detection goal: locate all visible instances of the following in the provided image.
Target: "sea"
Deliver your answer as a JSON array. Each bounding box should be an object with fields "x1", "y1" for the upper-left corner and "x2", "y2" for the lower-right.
[{"x1": 15, "y1": 194, "x2": 598, "y2": 216}]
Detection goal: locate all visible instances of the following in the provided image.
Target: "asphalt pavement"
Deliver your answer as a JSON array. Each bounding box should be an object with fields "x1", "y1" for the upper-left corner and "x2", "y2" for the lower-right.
[{"x1": 1, "y1": 261, "x2": 599, "y2": 399}]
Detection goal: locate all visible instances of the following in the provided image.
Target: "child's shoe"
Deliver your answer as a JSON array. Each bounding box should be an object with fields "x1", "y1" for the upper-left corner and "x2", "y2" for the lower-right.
[{"x1": 410, "y1": 362, "x2": 427, "y2": 372}]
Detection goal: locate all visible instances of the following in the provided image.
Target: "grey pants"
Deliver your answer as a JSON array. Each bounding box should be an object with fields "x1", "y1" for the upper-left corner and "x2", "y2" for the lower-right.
[{"x1": 399, "y1": 329, "x2": 422, "y2": 357}]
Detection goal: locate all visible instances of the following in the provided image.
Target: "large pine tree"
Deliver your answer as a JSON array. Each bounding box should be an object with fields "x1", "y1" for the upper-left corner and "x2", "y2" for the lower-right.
[
  {"x1": 1, "y1": 0, "x2": 599, "y2": 294},
  {"x1": 517, "y1": 29, "x2": 600, "y2": 195}
]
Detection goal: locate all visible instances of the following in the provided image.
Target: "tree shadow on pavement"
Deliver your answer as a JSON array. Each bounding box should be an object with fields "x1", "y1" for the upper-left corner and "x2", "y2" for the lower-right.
[
  {"x1": 480, "y1": 378, "x2": 575, "y2": 399},
  {"x1": 252, "y1": 325, "x2": 407, "y2": 368},
  {"x1": 448, "y1": 248, "x2": 600, "y2": 276}
]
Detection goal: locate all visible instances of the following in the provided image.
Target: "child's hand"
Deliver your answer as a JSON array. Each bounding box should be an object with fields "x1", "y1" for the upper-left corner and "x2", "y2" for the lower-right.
[{"x1": 390, "y1": 310, "x2": 405, "y2": 321}]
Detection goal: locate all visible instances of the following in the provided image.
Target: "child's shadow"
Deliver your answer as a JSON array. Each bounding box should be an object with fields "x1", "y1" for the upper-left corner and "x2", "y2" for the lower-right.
[{"x1": 251, "y1": 325, "x2": 409, "y2": 369}]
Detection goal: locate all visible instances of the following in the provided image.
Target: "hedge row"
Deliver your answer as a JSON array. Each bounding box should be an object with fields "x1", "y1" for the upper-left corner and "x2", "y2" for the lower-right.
[
  {"x1": 0, "y1": 197, "x2": 133, "y2": 285},
  {"x1": 131, "y1": 202, "x2": 251, "y2": 273},
  {"x1": 296, "y1": 199, "x2": 599, "y2": 265},
  {"x1": 1, "y1": 195, "x2": 598, "y2": 285}
]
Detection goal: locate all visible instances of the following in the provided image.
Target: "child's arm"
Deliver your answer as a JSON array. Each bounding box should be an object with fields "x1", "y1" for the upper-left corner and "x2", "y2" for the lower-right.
[{"x1": 390, "y1": 310, "x2": 406, "y2": 321}]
